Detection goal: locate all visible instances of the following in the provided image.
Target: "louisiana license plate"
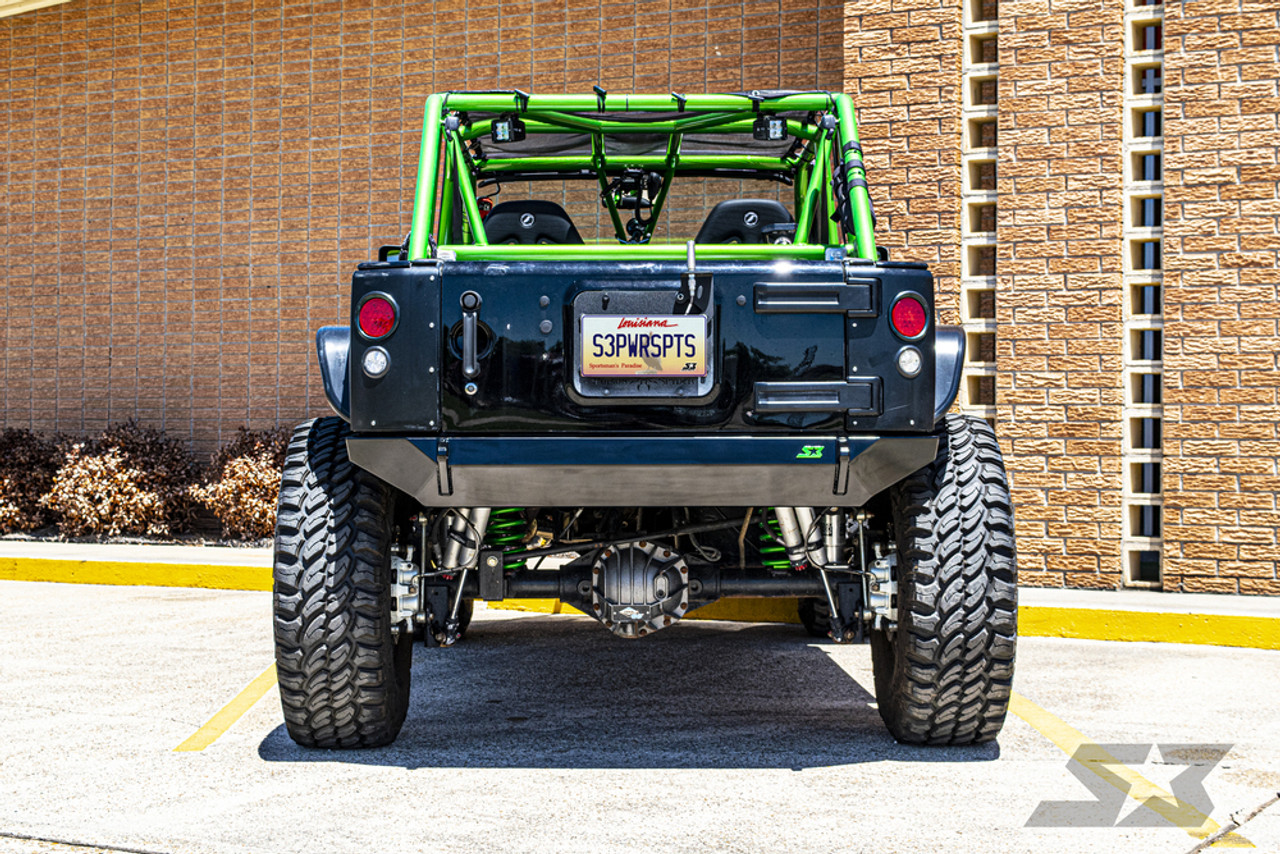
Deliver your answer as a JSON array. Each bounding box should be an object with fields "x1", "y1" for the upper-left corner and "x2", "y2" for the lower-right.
[{"x1": 580, "y1": 315, "x2": 708, "y2": 377}]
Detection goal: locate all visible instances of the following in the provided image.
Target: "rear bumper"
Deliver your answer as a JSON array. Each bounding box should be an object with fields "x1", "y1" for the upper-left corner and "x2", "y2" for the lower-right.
[{"x1": 346, "y1": 433, "x2": 937, "y2": 507}]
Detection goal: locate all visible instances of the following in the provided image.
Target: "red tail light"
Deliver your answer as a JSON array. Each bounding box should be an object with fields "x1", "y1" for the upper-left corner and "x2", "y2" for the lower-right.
[
  {"x1": 890, "y1": 294, "x2": 928, "y2": 340},
  {"x1": 358, "y1": 294, "x2": 398, "y2": 339}
]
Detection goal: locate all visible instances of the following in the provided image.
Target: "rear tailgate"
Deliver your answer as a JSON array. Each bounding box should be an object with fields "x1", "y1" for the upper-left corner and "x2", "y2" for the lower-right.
[{"x1": 347, "y1": 258, "x2": 937, "y2": 436}]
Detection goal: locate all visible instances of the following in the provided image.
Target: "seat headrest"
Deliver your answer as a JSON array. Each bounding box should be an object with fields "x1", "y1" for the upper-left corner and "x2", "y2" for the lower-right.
[
  {"x1": 694, "y1": 199, "x2": 795, "y2": 244},
  {"x1": 484, "y1": 200, "x2": 585, "y2": 245}
]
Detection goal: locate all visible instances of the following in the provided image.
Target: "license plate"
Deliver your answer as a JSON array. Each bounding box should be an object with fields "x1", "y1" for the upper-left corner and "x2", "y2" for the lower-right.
[{"x1": 580, "y1": 315, "x2": 708, "y2": 377}]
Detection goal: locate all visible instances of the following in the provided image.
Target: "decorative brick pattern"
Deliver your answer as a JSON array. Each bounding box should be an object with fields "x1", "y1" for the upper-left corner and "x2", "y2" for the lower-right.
[
  {"x1": 1160, "y1": 0, "x2": 1280, "y2": 595},
  {"x1": 994, "y1": 0, "x2": 1127, "y2": 589},
  {"x1": 847, "y1": 0, "x2": 1279, "y2": 595},
  {"x1": 0, "y1": 0, "x2": 843, "y2": 452},
  {"x1": 4, "y1": 1, "x2": 1279, "y2": 596}
]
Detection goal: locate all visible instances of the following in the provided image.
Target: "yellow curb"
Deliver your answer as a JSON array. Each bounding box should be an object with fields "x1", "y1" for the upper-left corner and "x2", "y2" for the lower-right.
[
  {"x1": 4, "y1": 557, "x2": 1276, "y2": 651},
  {"x1": 0, "y1": 556, "x2": 272, "y2": 591},
  {"x1": 1018, "y1": 606, "x2": 1280, "y2": 651},
  {"x1": 487, "y1": 598, "x2": 1280, "y2": 650}
]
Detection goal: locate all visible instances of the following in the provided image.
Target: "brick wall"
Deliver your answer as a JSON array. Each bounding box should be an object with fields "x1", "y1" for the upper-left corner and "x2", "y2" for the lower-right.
[
  {"x1": 843, "y1": 0, "x2": 963, "y2": 326},
  {"x1": 0, "y1": 0, "x2": 843, "y2": 452},
  {"x1": 996, "y1": 0, "x2": 1128, "y2": 588},
  {"x1": 5, "y1": 1, "x2": 1280, "y2": 593},
  {"x1": 1161, "y1": 0, "x2": 1280, "y2": 594},
  {"x1": 845, "y1": 0, "x2": 1280, "y2": 595}
]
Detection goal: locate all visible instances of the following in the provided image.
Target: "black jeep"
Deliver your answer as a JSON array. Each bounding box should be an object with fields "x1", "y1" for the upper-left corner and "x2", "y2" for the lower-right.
[{"x1": 272, "y1": 90, "x2": 1016, "y2": 749}]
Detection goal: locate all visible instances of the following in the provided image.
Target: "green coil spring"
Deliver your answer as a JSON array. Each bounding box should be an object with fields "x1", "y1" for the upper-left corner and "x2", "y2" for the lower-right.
[
  {"x1": 484, "y1": 508, "x2": 529, "y2": 570},
  {"x1": 759, "y1": 511, "x2": 791, "y2": 571}
]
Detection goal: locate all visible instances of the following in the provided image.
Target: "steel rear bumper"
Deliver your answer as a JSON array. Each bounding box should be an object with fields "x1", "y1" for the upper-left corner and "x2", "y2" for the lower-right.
[{"x1": 345, "y1": 434, "x2": 938, "y2": 508}]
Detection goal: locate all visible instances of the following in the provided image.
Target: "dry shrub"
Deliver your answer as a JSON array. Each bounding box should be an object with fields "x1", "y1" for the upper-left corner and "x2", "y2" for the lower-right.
[
  {"x1": 191, "y1": 427, "x2": 289, "y2": 540},
  {"x1": 40, "y1": 420, "x2": 200, "y2": 537},
  {"x1": 0, "y1": 428, "x2": 62, "y2": 533}
]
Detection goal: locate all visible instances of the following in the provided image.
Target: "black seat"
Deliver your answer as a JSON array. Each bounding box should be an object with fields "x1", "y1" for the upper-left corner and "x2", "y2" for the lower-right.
[
  {"x1": 484, "y1": 200, "x2": 584, "y2": 245},
  {"x1": 695, "y1": 199, "x2": 795, "y2": 244}
]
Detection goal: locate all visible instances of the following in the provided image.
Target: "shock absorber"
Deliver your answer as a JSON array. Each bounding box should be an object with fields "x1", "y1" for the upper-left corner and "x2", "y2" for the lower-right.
[
  {"x1": 441, "y1": 507, "x2": 491, "y2": 570},
  {"x1": 484, "y1": 507, "x2": 529, "y2": 570},
  {"x1": 774, "y1": 507, "x2": 825, "y2": 568}
]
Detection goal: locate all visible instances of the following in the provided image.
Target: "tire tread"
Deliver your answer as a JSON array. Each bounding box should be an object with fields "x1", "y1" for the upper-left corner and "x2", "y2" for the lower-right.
[
  {"x1": 874, "y1": 414, "x2": 1017, "y2": 745},
  {"x1": 272, "y1": 417, "x2": 410, "y2": 749}
]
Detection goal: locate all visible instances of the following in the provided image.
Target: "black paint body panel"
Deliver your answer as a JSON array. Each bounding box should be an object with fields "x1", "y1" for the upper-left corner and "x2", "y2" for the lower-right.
[
  {"x1": 337, "y1": 257, "x2": 950, "y2": 506},
  {"x1": 348, "y1": 262, "x2": 442, "y2": 432},
  {"x1": 346, "y1": 258, "x2": 937, "y2": 435}
]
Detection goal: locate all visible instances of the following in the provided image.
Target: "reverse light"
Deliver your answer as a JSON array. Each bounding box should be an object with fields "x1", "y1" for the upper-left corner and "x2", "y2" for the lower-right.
[
  {"x1": 362, "y1": 346, "x2": 390, "y2": 378},
  {"x1": 358, "y1": 294, "x2": 398, "y2": 340},
  {"x1": 890, "y1": 294, "x2": 929, "y2": 340},
  {"x1": 897, "y1": 346, "x2": 923, "y2": 378}
]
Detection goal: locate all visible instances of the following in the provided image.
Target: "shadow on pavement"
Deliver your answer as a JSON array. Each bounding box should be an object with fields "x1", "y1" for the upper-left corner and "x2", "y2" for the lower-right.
[{"x1": 258, "y1": 613, "x2": 1001, "y2": 770}]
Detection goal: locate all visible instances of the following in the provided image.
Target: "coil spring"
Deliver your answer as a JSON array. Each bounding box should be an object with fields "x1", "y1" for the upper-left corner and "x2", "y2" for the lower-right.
[
  {"x1": 484, "y1": 507, "x2": 528, "y2": 570},
  {"x1": 759, "y1": 510, "x2": 790, "y2": 571}
]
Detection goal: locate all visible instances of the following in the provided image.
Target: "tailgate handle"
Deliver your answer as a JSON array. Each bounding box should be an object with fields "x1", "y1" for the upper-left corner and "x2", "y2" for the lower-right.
[
  {"x1": 754, "y1": 380, "x2": 881, "y2": 415},
  {"x1": 753, "y1": 281, "x2": 876, "y2": 316},
  {"x1": 461, "y1": 290, "x2": 481, "y2": 379}
]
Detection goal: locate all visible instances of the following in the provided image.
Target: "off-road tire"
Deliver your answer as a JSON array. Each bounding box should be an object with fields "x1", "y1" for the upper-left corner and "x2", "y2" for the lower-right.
[
  {"x1": 870, "y1": 414, "x2": 1016, "y2": 745},
  {"x1": 272, "y1": 417, "x2": 412, "y2": 748}
]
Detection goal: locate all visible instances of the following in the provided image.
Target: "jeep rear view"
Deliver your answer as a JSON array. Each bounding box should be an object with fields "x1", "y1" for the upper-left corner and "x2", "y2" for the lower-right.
[{"x1": 272, "y1": 90, "x2": 1017, "y2": 749}]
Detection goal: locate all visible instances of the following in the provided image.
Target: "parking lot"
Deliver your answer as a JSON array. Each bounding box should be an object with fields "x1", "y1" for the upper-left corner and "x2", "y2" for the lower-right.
[{"x1": 0, "y1": 580, "x2": 1277, "y2": 854}]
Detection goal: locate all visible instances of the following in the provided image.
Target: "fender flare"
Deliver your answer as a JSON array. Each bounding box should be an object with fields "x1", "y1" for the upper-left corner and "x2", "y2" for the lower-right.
[
  {"x1": 316, "y1": 326, "x2": 351, "y2": 421},
  {"x1": 933, "y1": 325, "x2": 966, "y2": 424}
]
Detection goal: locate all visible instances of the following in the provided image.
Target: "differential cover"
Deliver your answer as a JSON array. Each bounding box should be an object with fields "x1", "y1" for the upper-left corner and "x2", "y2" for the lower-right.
[{"x1": 591, "y1": 541, "x2": 690, "y2": 639}]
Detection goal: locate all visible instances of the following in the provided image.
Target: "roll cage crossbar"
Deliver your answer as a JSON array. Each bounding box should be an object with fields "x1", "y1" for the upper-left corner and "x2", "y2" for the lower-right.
[{"x1": 407, "y1": 91, "x2": 878, "y2": 262}]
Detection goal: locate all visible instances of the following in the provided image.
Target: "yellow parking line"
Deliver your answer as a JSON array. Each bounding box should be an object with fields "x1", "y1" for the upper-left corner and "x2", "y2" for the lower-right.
[
  {"x1": 1009, "y1": 691, "x2": 1253, "y2": 848},
  {"x1": 174, "y1": 663, "x2": 278, "y2": 752}
]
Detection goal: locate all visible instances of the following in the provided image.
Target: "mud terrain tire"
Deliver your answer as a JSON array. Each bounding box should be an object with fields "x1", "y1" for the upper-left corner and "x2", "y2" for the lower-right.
[
  {"x1": 870, "y1": 414, "x2": 1017, "y2": 745},
  {"x1": 272, "y1": 417, "x2": 411, "y2": 748}
]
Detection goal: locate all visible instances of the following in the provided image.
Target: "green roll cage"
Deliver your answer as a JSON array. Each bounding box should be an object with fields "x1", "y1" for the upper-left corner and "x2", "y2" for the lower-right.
[{"x1": 406, "y1": 91, "x2": 878, "y2": 263}]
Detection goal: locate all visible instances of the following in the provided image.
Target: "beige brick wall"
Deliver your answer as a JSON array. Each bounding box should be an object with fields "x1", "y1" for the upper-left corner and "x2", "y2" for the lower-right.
[
  {"x1": 4, "y1": 1, "x2": 1279, "y2": 594},
  {"x1": 0, "y1": 0, "x2": 843, "y2": 453},
  {"x1": 847, "y1": 0, "x2": 1279, "y2": 595},
  {"x1": 843, "y1": 0, "x2": 964, "y2": 326},
  {"x1": 1161, "y1": 0, "x2": 1280, "y2": 595},
  {"x1": 996, "y1": 0, "x2": 1127, "y2": 588}
]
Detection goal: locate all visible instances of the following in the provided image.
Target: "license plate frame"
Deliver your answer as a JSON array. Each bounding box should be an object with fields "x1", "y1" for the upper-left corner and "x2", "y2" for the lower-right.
[
  {"x1": 570, "y1": 286, "x2": 716, "y2": 403},
  {"x1": 579, "y1": 314, "x2": 708, "y2": 378}
]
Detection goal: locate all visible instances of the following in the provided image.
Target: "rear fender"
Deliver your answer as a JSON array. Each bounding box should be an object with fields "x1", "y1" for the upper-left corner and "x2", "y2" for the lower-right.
[
  {"x1": 316, "y1": 326, "x2": 351, "y2": 421},
  {"x1": 933, "y1": 325, "x2": 965, "y2": 424}
]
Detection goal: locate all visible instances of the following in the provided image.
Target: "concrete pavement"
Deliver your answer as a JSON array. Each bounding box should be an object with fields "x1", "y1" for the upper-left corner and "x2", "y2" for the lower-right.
[{"x1": 1, "y1": 580, "x2": 1278, "y2": 854}]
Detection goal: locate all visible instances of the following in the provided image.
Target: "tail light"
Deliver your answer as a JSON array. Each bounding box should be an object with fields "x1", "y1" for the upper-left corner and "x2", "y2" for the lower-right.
[
  {"x1": 890, "y1": 293, "x2": 928, "y2": 340},
  {"x1": 358, "y1": 294, "x2": 398, "y2": 339}
]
